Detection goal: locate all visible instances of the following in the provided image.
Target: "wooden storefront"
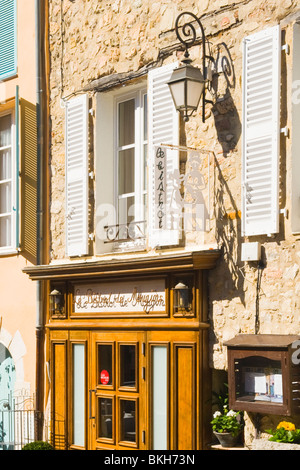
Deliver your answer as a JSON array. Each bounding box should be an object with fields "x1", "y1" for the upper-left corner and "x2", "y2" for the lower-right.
[{"x1": 24, "y1": 250, "x2": 220, "y2": 450}]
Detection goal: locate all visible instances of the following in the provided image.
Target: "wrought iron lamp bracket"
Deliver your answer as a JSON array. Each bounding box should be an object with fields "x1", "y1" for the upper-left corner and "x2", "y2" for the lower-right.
[{"x1": 175, "y1": 11, "x2": 215, "y2": 121}]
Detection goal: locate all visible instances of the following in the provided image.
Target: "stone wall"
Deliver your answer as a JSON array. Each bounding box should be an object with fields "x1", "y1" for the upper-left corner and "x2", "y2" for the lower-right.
[{"x1": 48, "y1": 0, "x2": 300, "y2": 443}]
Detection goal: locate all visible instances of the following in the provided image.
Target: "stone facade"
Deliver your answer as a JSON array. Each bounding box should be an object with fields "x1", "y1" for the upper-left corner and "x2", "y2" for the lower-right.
[{"x1": 48, "y1": 0, "x2": 300, "y2": 446}]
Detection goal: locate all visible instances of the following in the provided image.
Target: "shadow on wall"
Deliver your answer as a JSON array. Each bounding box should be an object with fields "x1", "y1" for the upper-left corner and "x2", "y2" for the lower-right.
[
  {"x1": 210, "y1": 41, "x2": 244, "y2": 303},
  {"x1": 211, "y1": 41, "x2": 241, "y2": 158},
  {"x1": 213, "y1": 155, "x2": 245, "y2": 305}
]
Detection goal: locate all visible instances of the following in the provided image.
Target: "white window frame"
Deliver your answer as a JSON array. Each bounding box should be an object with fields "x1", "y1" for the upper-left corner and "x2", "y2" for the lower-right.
[
  {"x1": 0, "y1": 109, "x2": 17, "y2": 254},
  {"x1": 114, "y1": 87, "x2": 147, "y2": 241}
]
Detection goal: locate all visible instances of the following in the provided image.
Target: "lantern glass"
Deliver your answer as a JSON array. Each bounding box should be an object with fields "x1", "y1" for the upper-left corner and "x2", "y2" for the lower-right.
[
  {"x1": 167, "y1": 64, "x2": 205, "y2": 121},
  {"x1": 50, "y1": 289, "x2": 65, "y2": 316},
  {"x1": 187, "y1": 80, "x2": 204, "y2": 109},
  {"x1": 173, "y1": 281, "x2": 192, "y2": 313},
  {"x1": 168, "y1": 80, "x2": 185, "y2": 109}
]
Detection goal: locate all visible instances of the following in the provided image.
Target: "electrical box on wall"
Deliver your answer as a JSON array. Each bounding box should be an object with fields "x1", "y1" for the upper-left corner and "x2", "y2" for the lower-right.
[{"x1": 241, "y1": 242, "x2": 261, "y2": 261}]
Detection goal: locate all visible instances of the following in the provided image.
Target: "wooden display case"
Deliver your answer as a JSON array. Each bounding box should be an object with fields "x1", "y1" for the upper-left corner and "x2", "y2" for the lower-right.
[{"x1": 225, "y1": 335, "x2": 300, "y2": 416}]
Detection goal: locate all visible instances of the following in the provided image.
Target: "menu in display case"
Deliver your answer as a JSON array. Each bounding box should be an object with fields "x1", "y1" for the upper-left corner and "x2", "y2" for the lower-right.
[
  {"x1": 225, "y1": 334, "x2": 300, "y2": 415},
  {"x1": 243, "y1": 367, "x2": 283, "y2": 403}
]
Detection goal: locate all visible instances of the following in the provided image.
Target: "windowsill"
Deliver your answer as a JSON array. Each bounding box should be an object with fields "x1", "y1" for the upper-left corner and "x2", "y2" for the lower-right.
[
  {"x1": 111, "y1": 239, "x2": 146, "y2": 253},
  {"x1": 0, "y1": 72, "x2": 18, "y2": 82},
  {"x1": 0, "y1": 248, "x2": 20, "y2": 257}
]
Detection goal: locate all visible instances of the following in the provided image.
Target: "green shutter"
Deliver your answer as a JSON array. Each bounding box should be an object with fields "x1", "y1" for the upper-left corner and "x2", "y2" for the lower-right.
[{"x1": 0, "y1": 0, "x2": 17, "y2": 80}]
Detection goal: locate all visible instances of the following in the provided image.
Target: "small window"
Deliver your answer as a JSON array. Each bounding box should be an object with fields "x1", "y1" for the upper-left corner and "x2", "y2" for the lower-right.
[{"x1": 0, "y1": 112, "x2": 16, "y2": 251}]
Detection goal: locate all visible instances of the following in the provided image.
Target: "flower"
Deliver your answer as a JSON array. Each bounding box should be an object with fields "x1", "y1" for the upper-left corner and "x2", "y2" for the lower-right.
[
  {"x1": 277, "y1": 421, "x2": 296, "y2": 431},
  {"x1": 267, "y1": 422, "x2": 300, "y2": 444},
  {"x1": 211, "y1": 407, "x2": 243, "y2": 437}
]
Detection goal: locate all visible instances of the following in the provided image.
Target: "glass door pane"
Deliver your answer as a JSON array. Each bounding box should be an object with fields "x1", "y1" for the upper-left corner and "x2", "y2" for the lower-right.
[
  {"x1": 98, "y1": 344, "x2": 113, "y2": 387},
  {"x1": 152, "y1": 346, "x2": 167, "y2": 450},
  {"x1": 120, "y1": 399, "x2": 136, "y2": 443},
  {"x1": 72, "y1": 344, "x2": 85, "y2": 447},
  {"x1": 98, "y1": 397, "x2": 113, "y2": 440},
  {"x1": 120, "y1": 344, "x2": 136, "y2": 388}
]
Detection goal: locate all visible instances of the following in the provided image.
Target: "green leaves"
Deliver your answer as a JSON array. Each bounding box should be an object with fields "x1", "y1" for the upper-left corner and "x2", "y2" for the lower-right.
[
  {"x1": 266, "y1": 427, "x2": 300, "y2": 444},
  {"x1": 211, "y1": 408, "x2": 243, "y2": 437}
]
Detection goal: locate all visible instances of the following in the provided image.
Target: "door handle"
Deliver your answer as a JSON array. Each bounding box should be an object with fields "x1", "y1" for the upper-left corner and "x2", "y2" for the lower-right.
[{"x1": 89, "y1": 389, "x2": 96, "y2": 419}]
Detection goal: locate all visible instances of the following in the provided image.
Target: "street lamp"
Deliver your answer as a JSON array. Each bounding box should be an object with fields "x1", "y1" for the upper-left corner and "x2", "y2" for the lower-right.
[{"x1": 167, "y1": 11, "x2": 214, "y2": 122}]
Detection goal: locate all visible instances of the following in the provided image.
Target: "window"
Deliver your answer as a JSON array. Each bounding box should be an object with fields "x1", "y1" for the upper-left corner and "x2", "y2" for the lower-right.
[
  {"x1": 95, "y1": 62, "x2": 180, "y2": 255},
  {"x1": 115, "y1": 90, "x2": 147, "y2": 241},
  {"x1": 0, "y1": 112, "x2": 16, "y2": 251},
  {"x1": 0, "y1": 0, "x2": 17, "y2": 81}
]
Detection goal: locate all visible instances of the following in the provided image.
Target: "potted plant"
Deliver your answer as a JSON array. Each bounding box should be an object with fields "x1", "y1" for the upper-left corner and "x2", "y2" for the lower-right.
[
  {"x1": 211, "y1": 406, "x2": 243, "y2": 447},
  {"x1": 266, "y1": 421, "x2": 300, "y2": 444},
  {"x1": 22, "y1": 440, "x2": 54, "y2": 450}
]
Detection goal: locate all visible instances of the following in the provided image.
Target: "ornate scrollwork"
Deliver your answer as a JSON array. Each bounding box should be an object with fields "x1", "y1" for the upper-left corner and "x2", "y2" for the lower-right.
[
  {"x1": 104, "y1": 221, "x2": 146, "y2": 244},
  {"x1": 175, "y1": 12, "x2": 205, "y2": 62}
]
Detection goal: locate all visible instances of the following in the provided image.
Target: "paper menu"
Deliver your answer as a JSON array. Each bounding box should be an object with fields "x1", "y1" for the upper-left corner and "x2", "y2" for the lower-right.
[
  {"x1": 242, "y1": 367, "x2": 283, "y2": 402},
  {"x1": 245, "y1": 371, "x2": 266, "y2": 394}
]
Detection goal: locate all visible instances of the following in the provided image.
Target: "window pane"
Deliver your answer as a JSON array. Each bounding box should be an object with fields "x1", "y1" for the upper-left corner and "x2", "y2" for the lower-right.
[
  {"x1": 0, "y1": 182, "x2": 11, "y2": 214},
  {"x1": 0, "y1": 216, "x2": 11, "y2": 247},
  {"x1": 143, "y1": 94, "x2": 148, "y2": 141},
  {"x1": 118, "y1": 99, "x2": 135, "y2": 147},
  {"x1": 118, "y1": 195, "x2": 134, "y2": 228},
  {"x1": 143, "y1": 144, "x2": 147, "y2": 191},
  {"x1": 72, "y1": 344, "x2": 85, "y2": 447},
  {"x1": 118, "y1": 148, "x2": 135, "y2": 195},
  {"x1": 152, "y1": 346, "x2": 167, "y2": 450},
  {"x1": 98, "y1": 397, "x2": 113, "y2": 439},
  {"x1": 0, "y1": 149, "x2": 11, "y2": 180},
  {"x1": 120, "y1": 344, "x2": 136, "y2": 388},
  {"x1": 0, "y1": 115, "x2": 11, "y2": 148},
  {"x1": 98, "y1": 344, "x2": 113, "y2": 386},
  {"x1": 120, "y1": 400, "x2": 136, "y2": 442}
]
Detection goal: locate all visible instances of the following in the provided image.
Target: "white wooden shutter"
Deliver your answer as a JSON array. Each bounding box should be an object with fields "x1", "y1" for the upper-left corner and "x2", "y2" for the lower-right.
[
  {"x1": 242, "y1": 25, "x2": 281, "y2": 237},
  {"x1": 65, "y1": 94, "x2": 89, "y2": 257},
  {"x1": 148, "y1": 62, "x2": 180, "y2": 248}
]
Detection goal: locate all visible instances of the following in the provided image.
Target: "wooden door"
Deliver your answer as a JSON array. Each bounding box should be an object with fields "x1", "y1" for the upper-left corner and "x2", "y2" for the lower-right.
[
  {"x1": 50, "y1": 329, "x2": 202, "y2": 450},
  {"x1": 89, "y1": 331, "x2": 147, "y2": 450}
]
